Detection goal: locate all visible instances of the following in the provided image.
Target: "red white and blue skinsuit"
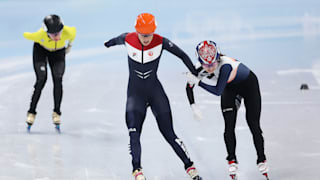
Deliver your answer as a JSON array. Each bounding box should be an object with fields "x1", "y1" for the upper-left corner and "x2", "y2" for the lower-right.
[{"x1": 104, "y1": 32, "x2": 197, "y2": 171}]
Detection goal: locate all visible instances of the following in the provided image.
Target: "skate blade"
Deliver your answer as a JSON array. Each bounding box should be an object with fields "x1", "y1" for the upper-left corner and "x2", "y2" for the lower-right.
[
  {"x1": 55, "y1": 124, "x2": 61, "y2": 133},
  {"x1": 230, "y1": 174, "x2": 238, "y2": 180},
  {"x1": 192, "y1": 176, "x2": 202, "y2": 180},
  {"x1": 27, "y1": 125, "x2": 32, "y2": 133}
]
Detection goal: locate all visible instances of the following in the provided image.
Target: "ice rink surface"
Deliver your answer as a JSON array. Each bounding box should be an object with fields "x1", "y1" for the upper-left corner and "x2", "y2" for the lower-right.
[
  {"x1": 1, "y1": 0, "x2": 320, "y2": 179},
  {"x1": 0, "y1": 57, "x2": 319, "y2": 180}
]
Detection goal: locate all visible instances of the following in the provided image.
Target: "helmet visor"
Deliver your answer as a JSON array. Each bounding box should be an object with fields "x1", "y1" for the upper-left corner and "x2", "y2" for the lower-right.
[{"x1": 138, "y1": 33, "x2": 153, "y2": 38}]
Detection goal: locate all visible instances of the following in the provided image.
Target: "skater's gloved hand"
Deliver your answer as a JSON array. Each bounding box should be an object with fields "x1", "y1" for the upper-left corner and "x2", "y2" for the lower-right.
[
  {"x1": 104, "y1": 41, "x2": 112, "y2": 48},
  {"x1": 185, "y1": 72, "x2": 200, "y2": 85},
  {"x1": 191, "y1": 104, "x2": 203, "y2": 120},
  {"x1": 65, "y1": 44, "x2": 72, "y2": 54}
]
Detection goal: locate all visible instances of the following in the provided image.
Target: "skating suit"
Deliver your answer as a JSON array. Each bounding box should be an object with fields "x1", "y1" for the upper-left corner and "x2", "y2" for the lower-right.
[
  {"x1": 105, "y1": 32, "x2": 197, "y2": 170},
  {"x1": 186, "y1": 56, "x2": 266, "y2": 163},
  {"x1": 23, "y1": 26, "x2": 76, "y2": 115}
]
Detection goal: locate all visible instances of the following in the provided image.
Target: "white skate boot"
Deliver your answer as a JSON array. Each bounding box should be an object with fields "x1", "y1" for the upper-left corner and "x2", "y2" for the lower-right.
[
  {"x1": 186, "y1": 164, "x2": 202, "y2": 180},
  {"x1": 132, "y1": 168, "x2": 146, "y2": 180},
  {"x1": 52, "y1": 112, "x2": 61, "y2": 133},
  {"x1": 228, "y1": 160, "x2": 238, "y2": 180},
  {"x1": 258, "y1": 160, "x2": 269, "y2": 180},
  {"x1": 26, "y1": 113, "x2": 36, "y2": 132}
]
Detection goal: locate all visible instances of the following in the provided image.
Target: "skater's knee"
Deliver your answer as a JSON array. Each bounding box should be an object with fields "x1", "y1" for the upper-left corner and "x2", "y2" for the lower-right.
[
  {"x1": 158, "y1": 123, "x2": 176, "y2": 140},
  {"x1": 249, "y1": 125, "x2": 263, "y2": 135},
  {"x1": 35, "y1": 77, "x2": 47, "y2": 89},
  {"x1": 224, "y1": 129, "x2": 235, "y2": 137},
  {"x1": 52, "y1": 75, "x2": 63, "y2": 86},
  {"x1": 129, "y1": 130, "x2": 141, "y2": 142},
  {"x1": 125, "y1": 111, "x2": 145, "y2": 133},
  {"x1": 155, "y1": 112, "x2": 179, "y2": 143},
  {"x1": 162, "y1": 132, "x2": 177, "y2": 144}
]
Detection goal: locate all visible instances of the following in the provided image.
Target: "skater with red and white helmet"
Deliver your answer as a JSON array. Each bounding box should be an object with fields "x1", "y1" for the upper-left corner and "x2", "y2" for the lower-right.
[
  {"x1": 23, "y1": 14, "x2": 76, "y2": 132},
  {"x1": 185, "y1": 40, "x2": 269, "y2": 180},
  {"x1": 104, "y1": 13, "x2": 202, "y2": 180}
]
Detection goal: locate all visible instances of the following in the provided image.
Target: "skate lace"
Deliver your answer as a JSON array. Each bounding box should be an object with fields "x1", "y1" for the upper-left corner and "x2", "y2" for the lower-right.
[
  {"x1": 258, "y1": 161, "x2": 269, "y2": 174},
  {"x1": 186, "y1": 166, "x2": 199, "y2": 178}
]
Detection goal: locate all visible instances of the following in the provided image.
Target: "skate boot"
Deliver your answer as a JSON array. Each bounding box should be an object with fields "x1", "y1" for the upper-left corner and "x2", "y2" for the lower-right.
[
  {"x1": 132, "y1": 168, "x2": 146, "y2": 180},
  {"x1": 52, "y1": 112, "x2": 61, "y2": 133},
  {"x1": 258, "y1": 160, "x2": 269, "y2": 180},
  {"x1": 26, "y1": 113, "x2": 36, "y2": 132},
  {"x1": 186, "y1": 164, "x2": 202, "y2": 180},
  {"x1": 228, "y1": 160, "x2": 238, "y2": 180}
]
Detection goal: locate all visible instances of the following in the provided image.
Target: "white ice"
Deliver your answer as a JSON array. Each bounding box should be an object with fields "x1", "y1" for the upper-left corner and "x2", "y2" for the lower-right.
[{"x1": 0, "y1": 53, "x2": 319, "y2": 180}]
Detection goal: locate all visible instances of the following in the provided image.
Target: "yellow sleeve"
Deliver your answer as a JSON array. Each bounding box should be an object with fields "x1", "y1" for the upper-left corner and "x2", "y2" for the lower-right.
[
  {"x1": 23, "y1": 29, "x2": 44, "y2": 42},
  {"x1": 63, "y1": 26, "x2": 76, "y2": 45}
]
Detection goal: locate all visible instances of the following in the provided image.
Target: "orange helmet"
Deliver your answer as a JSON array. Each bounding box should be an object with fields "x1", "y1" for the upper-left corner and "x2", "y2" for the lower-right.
[{"x1": 134, "y1": 13, "x2": 157, "y2": 34}]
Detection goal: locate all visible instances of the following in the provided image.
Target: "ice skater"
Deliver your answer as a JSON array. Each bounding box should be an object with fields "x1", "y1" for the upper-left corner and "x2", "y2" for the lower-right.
[
  {"x1": 23, "y1": 14, "x2": 76, "y2": 132},
  {"x1": 185, "y1": 40, "x2": 269, "y2": 180},
  {"x1": 104, "y1": 13, "x2": 202, "y2": 180}
]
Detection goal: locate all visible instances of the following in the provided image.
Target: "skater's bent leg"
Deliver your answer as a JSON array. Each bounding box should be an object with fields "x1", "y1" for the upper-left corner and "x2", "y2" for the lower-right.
[
  {"x1": 48, "y1": 49, "x2": 65, "y2": 115},
  {"x1": 223, "y1": 109, "x2": 238, "y2": 161},
  {"x1": 29, "y1": 43, "x2": 48, "y2": 114},
  {"x1": 126, "y1": 110, "x2": 146, "y2": 171},
  {"x1": 149, "y1": 84, "x2": 193, "y2": 169},
  {"x1": 221, "y1": 89, "x2": 238, "y2": 161},
  {"x1": 244, "y1": 93, "x2": 266, "y2": 163},
  {"x1": 29, "y1": 76, "x2": 47, "y2": 114},
  {"x1": 155, "y1": 112, "x2": 193, "y2": 169},
  {"x1": 51, "y1": 72, "x2": 64, "y2": 114}
]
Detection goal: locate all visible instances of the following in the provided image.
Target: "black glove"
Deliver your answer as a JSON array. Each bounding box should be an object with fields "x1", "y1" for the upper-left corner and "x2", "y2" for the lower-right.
[{"x1": 104, "y1": 41, "x2": 112, "y2": 48}]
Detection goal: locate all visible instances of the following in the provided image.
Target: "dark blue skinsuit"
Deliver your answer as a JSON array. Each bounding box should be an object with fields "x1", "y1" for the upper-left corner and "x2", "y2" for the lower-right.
[{"x1": 105, "y1": 32, "x2": 197, "y2": 171}]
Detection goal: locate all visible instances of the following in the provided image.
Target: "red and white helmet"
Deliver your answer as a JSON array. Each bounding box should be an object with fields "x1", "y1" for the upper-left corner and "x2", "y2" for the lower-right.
[{"x1": 196, "y1": 40, "x2": 220, "y2": 65}]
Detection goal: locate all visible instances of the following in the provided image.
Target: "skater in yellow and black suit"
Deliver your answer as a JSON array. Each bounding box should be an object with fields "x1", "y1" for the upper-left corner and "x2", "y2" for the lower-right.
[{"x1": 23, "y1": 14, "x2": 76, "y2": 131}]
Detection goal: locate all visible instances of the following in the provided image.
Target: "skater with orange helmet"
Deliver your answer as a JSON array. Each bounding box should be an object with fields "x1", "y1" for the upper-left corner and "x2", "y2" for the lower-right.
[{"x1": 104, "y1": 13, "x2": 202, "y2": 180}]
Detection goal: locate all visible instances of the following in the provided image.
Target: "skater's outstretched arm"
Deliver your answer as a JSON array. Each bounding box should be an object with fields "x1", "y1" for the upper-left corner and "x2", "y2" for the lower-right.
[
  {"x1": 186, "y1": 66, "x2": 204, "y2": 120},
  {"x1": 63, "y1": 26, "x2": 77, "y2": 54},
  {"x1": 64, "y1": 26, "x2": 76, "y2": 43},
  {"x1": 186, "y1": 65, "x2": 203, "y2": 105},
  {"x1": 104, "y1": 33, "x2": 128, "y2": 48},
  {"x1": 186, "y1": 83, "x2": 196, "y2": 105},
  {"x1": 162, "y1": 37, "x2": 198, "y2": 75},
  {"x1": 23, "y1": 25, "x2": 76, "y2": 51},
  {"x1": 23, "y1": 29, "x2": 42, "y2": 42},
  {"x1": 198, "y1": 64, "x2": 232, "y2": 96}
]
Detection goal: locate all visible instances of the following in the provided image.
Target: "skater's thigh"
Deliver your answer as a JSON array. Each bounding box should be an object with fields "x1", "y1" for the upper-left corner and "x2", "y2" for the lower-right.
[
  {"x1": 33, "y1": 44, "x2": 48, "y2": 78},
  {"x1": 149, "y1": 88, "x2": 171, "y2": 117},
  {"x1": 48, "y1": 50, "x2": 66, "y2": 78},
  {"x1": 126, "y1": 96, "x2": 147, "y2": 132}
]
